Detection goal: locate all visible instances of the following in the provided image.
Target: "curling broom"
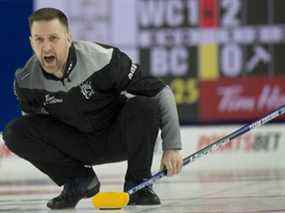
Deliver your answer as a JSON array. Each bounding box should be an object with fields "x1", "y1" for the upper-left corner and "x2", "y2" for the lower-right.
[{"x1": 92, "y1": 105, "x2": 285, "y2": 209}]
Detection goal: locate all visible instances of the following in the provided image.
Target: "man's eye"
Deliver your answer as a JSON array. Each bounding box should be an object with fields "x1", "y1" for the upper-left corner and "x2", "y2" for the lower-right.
[
  {"x1": 49, "y1": 36, "x2": 59, "y2": 42},
  {"x1": 35, "y1": 37, "x2": 43, "y2": 43}
]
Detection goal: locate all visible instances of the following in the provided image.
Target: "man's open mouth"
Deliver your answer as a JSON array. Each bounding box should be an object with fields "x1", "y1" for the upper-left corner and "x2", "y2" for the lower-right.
[{"x1": 44, "y1": 56, "x2": 56, "y2": 64}]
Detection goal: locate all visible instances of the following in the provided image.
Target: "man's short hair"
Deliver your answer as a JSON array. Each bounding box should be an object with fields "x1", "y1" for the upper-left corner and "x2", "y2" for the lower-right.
[{"x1": 29, "y1": 7, "x2": 69, "y2": 31}]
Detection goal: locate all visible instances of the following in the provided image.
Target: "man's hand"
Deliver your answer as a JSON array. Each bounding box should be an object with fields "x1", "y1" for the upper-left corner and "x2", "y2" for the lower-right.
[{"x1": 160, "y1": 150, "x2": 183, "y2": 176}]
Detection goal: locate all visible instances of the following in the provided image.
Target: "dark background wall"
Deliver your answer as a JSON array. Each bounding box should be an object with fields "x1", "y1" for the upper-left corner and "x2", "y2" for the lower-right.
[{"x1": 0, "y1": 0, "x2": 33, "y2": 130}]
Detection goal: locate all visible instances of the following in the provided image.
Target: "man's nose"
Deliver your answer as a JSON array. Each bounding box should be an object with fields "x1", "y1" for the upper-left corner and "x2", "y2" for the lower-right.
[{"x1": 42, "y1": 40, "x2": 53, "y2": 52}]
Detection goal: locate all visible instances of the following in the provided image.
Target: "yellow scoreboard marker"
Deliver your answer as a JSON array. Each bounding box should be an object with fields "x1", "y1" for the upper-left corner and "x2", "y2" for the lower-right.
[
  {"x1": 199, "y1": 0, "x2": 219, "y2": 80},
  {"x1": 199, "y1": 43, "x2": 219, "y2": 80}
]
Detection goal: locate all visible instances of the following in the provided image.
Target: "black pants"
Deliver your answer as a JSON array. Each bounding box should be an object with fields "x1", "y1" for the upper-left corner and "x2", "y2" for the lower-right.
[{"x1": 3, "y1": 97, "x2": 160, "y2": 186}]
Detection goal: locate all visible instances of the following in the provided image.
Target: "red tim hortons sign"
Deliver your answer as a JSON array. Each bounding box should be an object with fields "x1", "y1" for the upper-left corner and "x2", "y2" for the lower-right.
[{"x1": 199, "y1": 76, "x2": 285, "y2": 122}]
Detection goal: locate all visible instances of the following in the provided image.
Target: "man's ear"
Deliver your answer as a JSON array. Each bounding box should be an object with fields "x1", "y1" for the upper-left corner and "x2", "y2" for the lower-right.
[
  {"x1": 67, "y1": 32, "x2": 72, "y2": 45},
  {"x1": 29, "y1": 36, "x2": 34, "y2": 49}
]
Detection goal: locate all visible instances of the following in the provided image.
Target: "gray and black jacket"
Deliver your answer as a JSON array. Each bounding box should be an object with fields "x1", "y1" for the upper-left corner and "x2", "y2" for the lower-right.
[{"x1": 14, "y1": 41, "x2": 181, "y2": 150}]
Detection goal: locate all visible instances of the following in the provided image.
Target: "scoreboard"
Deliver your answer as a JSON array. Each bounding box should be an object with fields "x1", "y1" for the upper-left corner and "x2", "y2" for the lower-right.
[
  {"x1": 32, "y1": 0, "x2": 285, "y2": 123},
  {"x1": 137, "y1": 0, "x2": 285, "y2": 123}
]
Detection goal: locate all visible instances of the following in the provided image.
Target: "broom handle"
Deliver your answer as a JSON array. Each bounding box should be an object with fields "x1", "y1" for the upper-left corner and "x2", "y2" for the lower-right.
[{"x1": 128, "y1": 105, "x2": 285, "y2": 195}]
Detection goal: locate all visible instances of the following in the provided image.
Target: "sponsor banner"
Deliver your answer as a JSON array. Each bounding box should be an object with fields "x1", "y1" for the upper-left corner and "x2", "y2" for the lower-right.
[
  {"x1": 154, "y1": 125, "x2": 285, "y2": 171},
  {"x1": 178, "y1": 125, "x2": 285, "y2": 171},
  {"x1": 1, "y1": 125, "x2": 285, "y2": 182},
  {"x1": 199, "y1": 76, "x2": 285, "y2": 122},
  {"x1": 196, "y1": 130, "x2": 281, "y2": 153}
]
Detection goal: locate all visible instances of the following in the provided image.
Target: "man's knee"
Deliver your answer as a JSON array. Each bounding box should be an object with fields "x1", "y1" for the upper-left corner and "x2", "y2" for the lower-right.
[{"x1": 3, "y1": 117, "x2": 30, "y2": 152}]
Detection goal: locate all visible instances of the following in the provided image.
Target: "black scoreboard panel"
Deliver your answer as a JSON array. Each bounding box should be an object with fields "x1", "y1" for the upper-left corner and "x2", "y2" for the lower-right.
[
  {"x1": 137, "y1": 0, "x2": 285, "y2": 124},
  {"x1": 274, "y1": 0, "x2": 285, "y2": 23},
  {"x1": 246, "y1": 0, "x2": 268, "y2": 25}
]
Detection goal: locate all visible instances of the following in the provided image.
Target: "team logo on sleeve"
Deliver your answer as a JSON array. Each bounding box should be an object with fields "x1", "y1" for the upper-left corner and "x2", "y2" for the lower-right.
[
  {"x1": 80, "y1": 81, "x2": 95, "y2": 100},
  {"x1": 128, "y1": 63, "x2": 138, "y2": 80}
]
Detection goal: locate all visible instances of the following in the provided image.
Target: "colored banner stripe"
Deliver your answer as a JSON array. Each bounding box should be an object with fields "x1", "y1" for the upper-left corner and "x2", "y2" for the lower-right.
[
  {"x1": 199, "y1": 0, "x2": 219, "y2": 80},
  {"x1": 199, "y1": 0, "x2": 219, "y2": 27}
]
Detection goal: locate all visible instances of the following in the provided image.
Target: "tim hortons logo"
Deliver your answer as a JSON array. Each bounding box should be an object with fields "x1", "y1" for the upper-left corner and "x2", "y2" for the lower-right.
[{"x1": 217, "y1": 85, "x2": 285, "y2": 112}]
